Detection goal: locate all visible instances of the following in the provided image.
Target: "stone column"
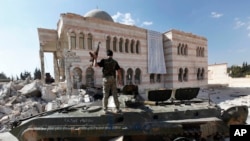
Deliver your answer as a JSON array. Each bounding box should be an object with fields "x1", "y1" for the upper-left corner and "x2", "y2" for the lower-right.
[
  {"x1": 67, "y1": 32, "x2": 71, "y2": 50},
  {"x1": 53, "y1": 52, "x2": 59, "y2": 83},
  {"x1": 60, "y1": 57, "x2": 66, "y2": 81},
  {"x1": 65, "y1": 63, "x2": 72, "y2": 95},
  {"x1": 110, "y1": 37, "x2": 113, "y2": 51},
  {"x1": 39, "y1": 49, "x2": 45, "y2": 83},
  {"x1": 76, "y1": 33, "x2": 79, "y2": 49},
  {"x1": 64, "y1": 51, "x2": 72, "y2": 96},
  {"x1": 84, "y1": 34, "x2": 87, "y2": 49}
]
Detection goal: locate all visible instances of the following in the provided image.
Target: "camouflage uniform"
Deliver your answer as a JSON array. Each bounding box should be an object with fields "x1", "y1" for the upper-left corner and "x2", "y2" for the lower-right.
[{"x1": 97, "y1": 57, "x2": 121, "y2": 110}]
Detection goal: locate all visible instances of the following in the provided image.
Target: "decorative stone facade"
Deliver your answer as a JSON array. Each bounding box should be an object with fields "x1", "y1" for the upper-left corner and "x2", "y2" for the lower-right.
[
  {"x1": 38, "y1": 9, "x2": 208, "y2": 94},
  {"x1": 164, "y1": 30, "x2": 208, "y2": 88}
]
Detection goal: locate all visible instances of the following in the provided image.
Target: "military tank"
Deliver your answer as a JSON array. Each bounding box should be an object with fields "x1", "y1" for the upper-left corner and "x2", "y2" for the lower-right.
[{"x1": 9, "y1": 86, "x2": 248, "y2": 141}]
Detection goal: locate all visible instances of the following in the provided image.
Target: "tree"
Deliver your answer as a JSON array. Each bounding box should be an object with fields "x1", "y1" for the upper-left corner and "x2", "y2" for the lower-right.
[
  {"x1": 228, "y1": 62, "x2": 250, "y2": 78},
  {"x1": 34, "y1": 68, "x2": 41, "y2": 80},
  {"x1": 242, "y1": 61, "x2": 248, "y2": 75},
  {"x1": 16, "y1": 75, "x2": 19, "y2": 80},
  {"x1": 11, "y1": 76, "x2": 14, "y2": 81},
  {"x1": 0, "y1": 72, "x2": 8, "y2": 79},
  {"x1": 20, "y1": 71, "x2": 31, "y2": 80},
  {"x1": 229, "y1": 65, "x2": 243, "y2": 77}
]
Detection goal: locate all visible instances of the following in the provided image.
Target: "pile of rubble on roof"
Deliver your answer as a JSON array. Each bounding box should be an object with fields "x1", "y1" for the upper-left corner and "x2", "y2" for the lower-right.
[{"x1": 0, "y1": 76, "x2": 102, "y2": 133}]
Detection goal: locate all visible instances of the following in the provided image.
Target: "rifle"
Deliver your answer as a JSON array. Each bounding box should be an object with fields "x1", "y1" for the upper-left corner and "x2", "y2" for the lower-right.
[{"x1": 89, "y1": 42, "x2": 101, "y2": 66}]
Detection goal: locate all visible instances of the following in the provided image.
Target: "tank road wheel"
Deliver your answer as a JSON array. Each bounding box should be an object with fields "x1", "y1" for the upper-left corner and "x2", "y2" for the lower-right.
[
  {"x1": 200, "y1": 135, "x2": 226, "y2": 141},
  {"x1": 173, "y1": 137, "x2": 193, "y2": 141}
]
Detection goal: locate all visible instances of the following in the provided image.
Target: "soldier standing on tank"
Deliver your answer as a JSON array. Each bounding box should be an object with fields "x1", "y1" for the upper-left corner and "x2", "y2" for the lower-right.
[{"x1": 93, "y1": 49, "x2": 122, "y2": 113}]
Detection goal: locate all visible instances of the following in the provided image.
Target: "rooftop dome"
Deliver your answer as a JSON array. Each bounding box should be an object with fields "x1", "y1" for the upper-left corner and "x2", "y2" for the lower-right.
[{"x1": 84, "y1": 9, "x2": 114, "y2": 22}]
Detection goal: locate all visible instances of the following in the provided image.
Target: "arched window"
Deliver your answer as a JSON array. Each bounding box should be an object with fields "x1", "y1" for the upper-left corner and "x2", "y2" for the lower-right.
[
  {"x1": 197, "y1": 68, "x2": 201, "y2": 80},
  {"x1": 196, "y1": 47, "x2": 199, "y2": 57},
  {"x1": 87, "y1": 33, "x2": 93, "y2": 50},
  {"x1": 119, "y1": 38, "x2": 123, "y2": 52},
  {"x1": 183, "y1": 68, "x2": 188, "y2": 81},
  {"x1": 136, "y1": 40, "x2": 140, "y2": 54},
  {"x1": 130, "y1": 39, "x2": 134, "y2": 53},
  {"x1": 156, "y1": 74, "x2": 161, "y2": 83},
  {"x1": 199, "y1": 47, "x2": 202, "y2": 57},
  {"x1": 119, "y1": 68, "x2": 125, "y2": 86},
  {"x1": 73, "y1": 67, "x2": 82, "y2": 89},
  {"x1": 201, "y1": 68, "x2": 205, "y2": 80},
  {"x1": 79, "y1": 33, "x2": 84, "y2": 49},
  {"x1": 184, "y1": 44, "x2": 188, "y2": 55},
  {"x1": 125, "y1": 39, "x2": 129, "y2": 53},
  {"x1": 86, "y1": 67, "x2": 94, "y2": 87},
  {"x1": 178, "y1": 43, "x2": 181, "y2": 55},
  {"x1": 181, "y1": 44, "x2": 185, "y2": 55},
  {"x1": 135, "y1": 68, "x2": 141, "y2": 84},
  {"x1": 201, "y1": 47, "x2": 204, "y2": 57},
  {"x1": 126, "y1": 68, "x2": 133, "y2": 85},
  {"x1": 113, "y1": 37, "x2": 117, "y2": 52},
  {"x1": 178, "y1": 68, "x2": 183, "y2": 82},
  {"x1": 106, "y1": 36, "x2": 111, "y2": 50},
  {"x1": 197, "y1": 47, "x2": 205, "y2": 57},
  {"x1": 150, "y1": 74, "x2": 155, "y2": 83}
]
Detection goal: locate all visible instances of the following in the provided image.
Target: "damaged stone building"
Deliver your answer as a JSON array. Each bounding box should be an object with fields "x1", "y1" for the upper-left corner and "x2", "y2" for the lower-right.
[{"x1": 38, "y1": 9, "x2": 207, "y2": 94}]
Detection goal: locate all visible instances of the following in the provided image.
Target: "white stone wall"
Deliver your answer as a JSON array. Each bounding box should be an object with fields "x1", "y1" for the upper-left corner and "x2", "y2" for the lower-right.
[
  {"x1": 208, "y1": 63, "x2": 229, "y2": 85},
  {"x1": 228, "y1": 78, "x2": 250, "y2": 87},
  {"x1": 208, "y1": 63, "x2": 250, "y2": 87}
]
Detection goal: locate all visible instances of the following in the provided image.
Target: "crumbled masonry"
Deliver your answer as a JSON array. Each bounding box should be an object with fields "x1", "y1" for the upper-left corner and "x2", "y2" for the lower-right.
[{"x1": 0, "y1": 77, "x2": 101, "y2": 133}]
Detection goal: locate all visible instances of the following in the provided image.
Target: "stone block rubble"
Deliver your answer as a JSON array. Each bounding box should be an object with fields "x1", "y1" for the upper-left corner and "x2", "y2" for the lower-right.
[{"x1": 0, "y1": 77, "x2": 102, "y2": 133}]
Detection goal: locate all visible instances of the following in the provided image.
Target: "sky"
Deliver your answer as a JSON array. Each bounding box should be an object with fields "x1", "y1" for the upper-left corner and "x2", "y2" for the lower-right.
[{"x1": 0, "y1": 0, "x2": 250, "y2": 78}]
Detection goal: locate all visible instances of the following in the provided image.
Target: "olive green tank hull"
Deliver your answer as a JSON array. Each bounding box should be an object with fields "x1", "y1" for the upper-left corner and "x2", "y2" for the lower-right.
[{"x1": 10, "y1": 87, "x2": 248, "y2": 141}]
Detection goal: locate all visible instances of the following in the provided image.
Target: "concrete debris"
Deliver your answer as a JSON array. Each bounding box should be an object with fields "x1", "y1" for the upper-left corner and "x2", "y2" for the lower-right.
[
  {"x1": 0, "y1": 79, "x2": 102, "y2": 133},
  {"x1": 45, "y1": 101, "x2": 60, "y2": 111},
  {"x1": 18, "y1": 80, "x2": 42, "y2": 97},
  {"x1": 0, "y1": 105, "x2": 12, "y2": 114},
  {"x1": 40, "y1": 86, "x2": 57, "y2": 102}
]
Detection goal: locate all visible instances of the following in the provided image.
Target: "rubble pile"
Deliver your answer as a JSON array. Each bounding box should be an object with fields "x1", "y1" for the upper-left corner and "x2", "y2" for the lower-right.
[{"x1": 0, "y1": 77, "x2": 101, "y2": 133}]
